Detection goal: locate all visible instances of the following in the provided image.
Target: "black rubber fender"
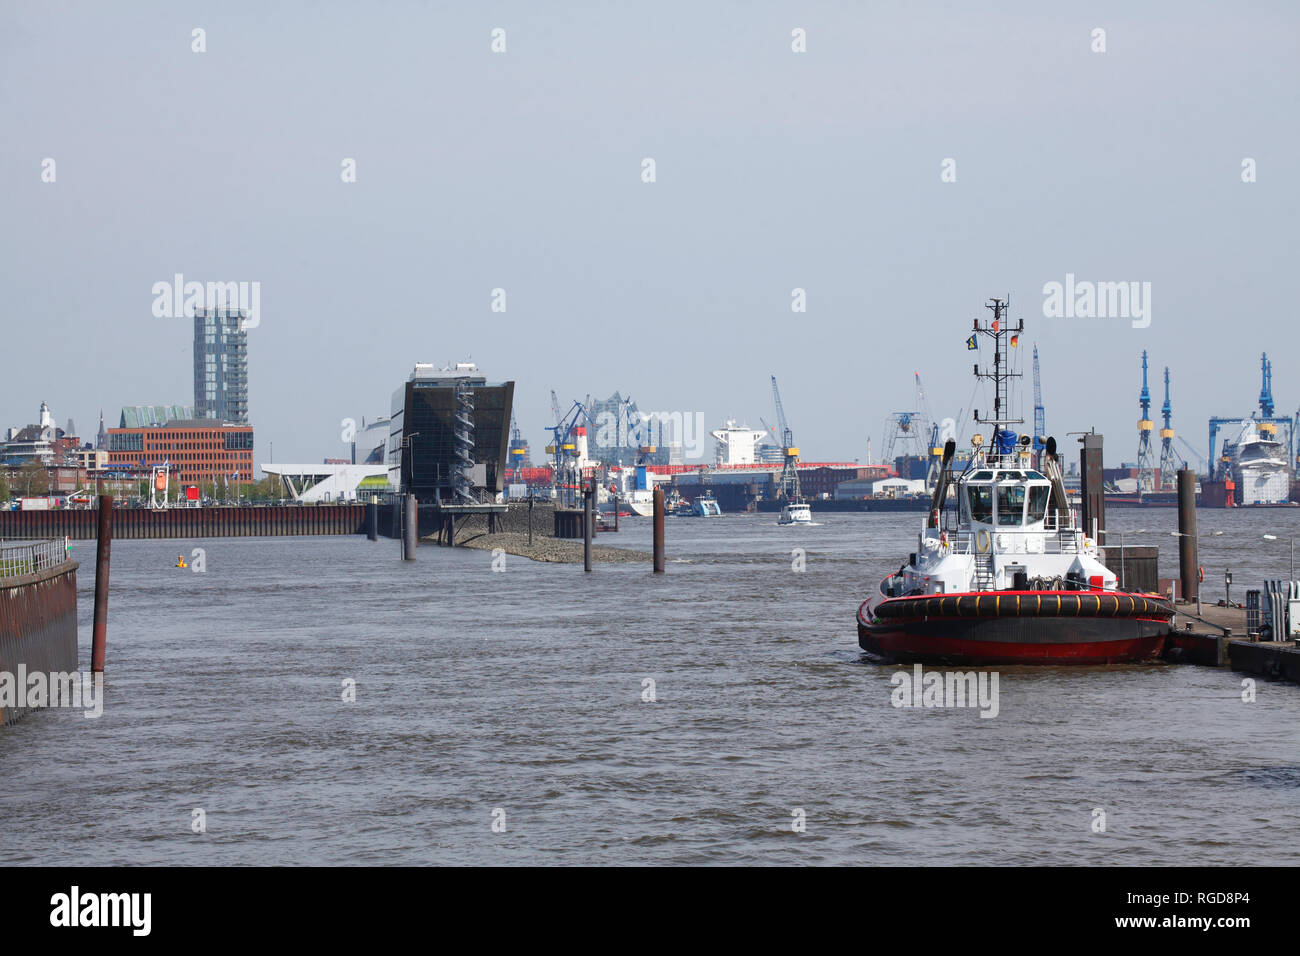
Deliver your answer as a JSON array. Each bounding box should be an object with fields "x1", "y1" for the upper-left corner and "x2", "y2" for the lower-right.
[{"x1": 874, "y1": 591, "x2": 1174, "y2": 621}]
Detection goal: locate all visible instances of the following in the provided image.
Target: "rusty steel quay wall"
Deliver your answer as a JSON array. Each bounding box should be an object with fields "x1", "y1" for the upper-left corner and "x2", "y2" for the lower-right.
[
  {"x1": 0, "y1": 545, "x2": 79, "y2": 726},
  {"x1": 0, "y1": 505, "x2": 366, "y2": 540}
]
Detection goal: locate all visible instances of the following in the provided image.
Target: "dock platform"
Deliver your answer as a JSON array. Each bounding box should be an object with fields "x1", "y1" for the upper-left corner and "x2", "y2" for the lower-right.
[{"x1": 1166, "y1": 601, "x2": 1300, "y2": 681}]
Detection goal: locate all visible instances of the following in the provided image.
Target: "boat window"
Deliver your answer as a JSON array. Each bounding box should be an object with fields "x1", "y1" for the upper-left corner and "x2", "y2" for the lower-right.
[
  {"x1": 1026, "y1": 485, "x2": 1050, "y2": 523},
  {"x1": 997, "y1": 485, "x2": 1026, "y2": 525},
  {"x1": 967, "y1": 485, "x2": 993, "y2": 523},
  {"x1": 1001, "y1": 471, "x2": 1024, "y2": 480},
  {"x1": 1027, "y1": 471, "x2": 1046, "y2": 480},
  {"x1": 970, "y1": 471, "x2": 993, "y2": 481}
]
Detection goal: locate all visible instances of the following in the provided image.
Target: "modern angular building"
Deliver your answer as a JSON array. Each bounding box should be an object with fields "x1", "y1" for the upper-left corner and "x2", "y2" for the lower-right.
[
  {"x1": 194, "y1": 308, "x2": 249, "y2": 423},
  {"x1": 388, "y1": 363, "x2": 514, "y2": 503}
]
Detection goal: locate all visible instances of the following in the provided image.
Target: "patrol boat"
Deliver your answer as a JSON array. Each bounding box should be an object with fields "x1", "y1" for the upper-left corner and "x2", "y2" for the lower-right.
[
  {"x1": 856, "y1": 298, "x2": 1174, "y2": 665},
  {"x1": 778, "y1": 499, "x2": 812, "y2": 524}
]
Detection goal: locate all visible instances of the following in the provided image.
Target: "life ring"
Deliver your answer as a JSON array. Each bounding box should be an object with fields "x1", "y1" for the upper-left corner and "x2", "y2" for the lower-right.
[
  {"x1": 1198, "y1": 565, "x2": 1204, "y2": 583},
  {"x1": 975, "y1": 528, "x2": 991, "y2": 553}
]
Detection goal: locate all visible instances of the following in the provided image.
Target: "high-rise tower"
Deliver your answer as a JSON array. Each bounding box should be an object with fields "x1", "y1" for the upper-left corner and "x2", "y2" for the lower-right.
[{"x1": 193, "y1": 308, "x2": 249, "y2": 423}]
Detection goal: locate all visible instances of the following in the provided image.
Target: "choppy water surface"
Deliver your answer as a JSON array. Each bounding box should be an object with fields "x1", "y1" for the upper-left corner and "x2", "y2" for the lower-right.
[{"x1": 2, "y1": 508, "x2": 1298, "y2": 865}]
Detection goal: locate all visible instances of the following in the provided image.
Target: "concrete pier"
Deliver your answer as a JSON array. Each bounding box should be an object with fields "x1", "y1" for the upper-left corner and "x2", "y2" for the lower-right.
[{"x1": 1165, "y1": 603, "x2": 1300, "y2": 681}]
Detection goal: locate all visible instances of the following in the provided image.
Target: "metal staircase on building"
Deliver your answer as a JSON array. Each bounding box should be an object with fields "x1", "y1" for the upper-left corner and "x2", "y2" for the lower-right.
[{"x1": 452, "y1": 381, "x2": 477, "y2": 504}]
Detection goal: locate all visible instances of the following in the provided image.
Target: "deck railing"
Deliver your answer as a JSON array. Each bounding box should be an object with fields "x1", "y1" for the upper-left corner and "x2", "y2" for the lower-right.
[
  {"x1": 946, "y1": 528, "x2": 1082, "y2": 556},
  {"x1": 0, "y1": 539, "x2": 70, "y2": 579}
]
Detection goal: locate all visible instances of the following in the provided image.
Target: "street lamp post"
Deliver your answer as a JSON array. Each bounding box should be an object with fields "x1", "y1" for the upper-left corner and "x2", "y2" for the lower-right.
[
  {"x1": 1099, "y1": 527, "x2": 1148, "y2": 592},
  {"x1": 1262, "y1": 534, "x2": 1296, "y2": 582},
  {"x1": 1165, "y1": 529, "x2": 1225, "y2": 616}
]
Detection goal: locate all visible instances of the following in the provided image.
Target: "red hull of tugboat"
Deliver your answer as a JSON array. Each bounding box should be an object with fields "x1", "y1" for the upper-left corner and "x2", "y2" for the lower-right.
[{"x1": 857, "y1": 589, "x2": 1174, "y2": 665}]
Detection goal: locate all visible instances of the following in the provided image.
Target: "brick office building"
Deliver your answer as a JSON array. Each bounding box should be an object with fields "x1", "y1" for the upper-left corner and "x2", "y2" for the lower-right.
[{"x1": 106, "y1": 418, "x2": 254, "y2": 486}]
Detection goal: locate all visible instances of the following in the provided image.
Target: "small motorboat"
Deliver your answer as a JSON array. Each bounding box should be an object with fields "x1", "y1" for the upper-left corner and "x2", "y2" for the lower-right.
[{"x1": 778, "y1": 499, "x2": 812, "y2": 525}]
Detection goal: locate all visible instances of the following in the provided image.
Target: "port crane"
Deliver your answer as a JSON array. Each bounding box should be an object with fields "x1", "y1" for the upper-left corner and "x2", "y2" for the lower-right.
[
  {"x1": 1136, "y1": 351, "x2": 1157, "y2": 493},
  {"x1": 507, "y1": 412, "x2": 529, "y2": 482},
  {"x1": 1157, "y1": 367, "x2": 1184, "y2": 490},
  {"x1": 770, "y1": 375, "x2": 802, "y2": 501},
  {"x1": 1207, "y1": 353, "x2": 1295, "y2": 479},
  {"x1": 1176, "y1": 437, "x2": 1208, "y2": 473},
  {"x1": 620, "y1": 397, "x2": 657, "y2": 465},
  {"x1": 546, "y1": 393, "x2": 590, "y2": 507},
  {"x1": 1032, "y1": 344, "x2": 1046, "y2": 455},
  {"x1": 913, "y1": 372, "x2": 946, "y2": 492},
  {"x1": 881, "y1": 410, "x2": 925, "y2": 471}
]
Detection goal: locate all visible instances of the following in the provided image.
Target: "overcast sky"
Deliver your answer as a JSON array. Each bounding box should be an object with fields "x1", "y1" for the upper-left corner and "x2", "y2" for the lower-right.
[{"x1": 4, "y1": 1, "x2": 1297, "y2": 469}]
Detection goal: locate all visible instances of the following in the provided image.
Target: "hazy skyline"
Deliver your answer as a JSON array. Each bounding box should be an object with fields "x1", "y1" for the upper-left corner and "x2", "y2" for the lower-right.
[{"x1": 4, "y1": 2, "x2": 1298, "y2": 470}]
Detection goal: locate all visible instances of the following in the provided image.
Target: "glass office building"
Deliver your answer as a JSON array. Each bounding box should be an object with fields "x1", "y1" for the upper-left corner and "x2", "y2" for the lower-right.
[{"x1": 194, "y1": 308, "x2": 249, "y2": 423}]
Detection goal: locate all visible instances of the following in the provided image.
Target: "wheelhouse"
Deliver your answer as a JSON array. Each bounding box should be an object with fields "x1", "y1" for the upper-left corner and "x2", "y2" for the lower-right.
[{"x1": 954, "y1": 469, "x2": 1057, "y2": 531}]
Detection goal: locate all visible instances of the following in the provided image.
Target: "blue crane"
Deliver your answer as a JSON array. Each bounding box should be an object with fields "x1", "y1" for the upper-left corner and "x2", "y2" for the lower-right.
[
  {"x1": 547, "y1": 395, "x2": 589, "y2": 507},
  {"x1": 1259, "y1": 351, "x2": 1275, "y2": 417},
  {"x1": 1136, "y1": 351, "x2": 1156, "y2": 492},
  {"x1": 771, "y1": 375, "x2": 801, "y2": 500},
  {"x1": 1157, "y1": 367, "x2": 1183, "y2": 489},
  {"x1": 1208, "y1": 352, "x2": 1293, "y2": 478}
]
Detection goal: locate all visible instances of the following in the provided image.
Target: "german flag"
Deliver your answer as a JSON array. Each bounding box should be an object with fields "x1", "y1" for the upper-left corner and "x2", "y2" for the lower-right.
[{"x1": 1010, "y1": 334, "x2": 1019, "y2": 348}]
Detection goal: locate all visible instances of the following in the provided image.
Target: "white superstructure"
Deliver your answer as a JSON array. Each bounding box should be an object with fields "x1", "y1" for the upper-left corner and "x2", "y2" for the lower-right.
[
  {"x1": 600, "y1": 465, "x2": 658, "y2": 516},
  {"x1": 711, "y1": 419, "x2": 766, "y2": 466},
  {"x1": 1224, "y1": 421, "x2": 1290, "y2": 505},
  {"x1": 893, "y1": 463, "x2": 1115, "y2": 597}
]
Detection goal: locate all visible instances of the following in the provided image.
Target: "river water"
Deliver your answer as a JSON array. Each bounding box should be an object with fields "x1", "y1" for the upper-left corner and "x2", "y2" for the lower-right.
[{"x1": 2, "y1": 507, "x2": 1298, "y2": 865}]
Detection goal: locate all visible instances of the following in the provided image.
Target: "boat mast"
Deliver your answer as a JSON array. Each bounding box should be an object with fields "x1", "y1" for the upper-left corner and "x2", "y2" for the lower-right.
[{"x1": 972, "y1": 297, "x2": 1025, "y2": 465}]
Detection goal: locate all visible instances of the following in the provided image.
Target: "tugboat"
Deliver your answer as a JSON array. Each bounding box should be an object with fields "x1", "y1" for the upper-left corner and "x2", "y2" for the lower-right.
[
  {"x1": 856, "y1": 297, "x2": 1174, "y2": 665},
  {"x1": 665, "y1": 487, "x2": 693, "y2": 517}
]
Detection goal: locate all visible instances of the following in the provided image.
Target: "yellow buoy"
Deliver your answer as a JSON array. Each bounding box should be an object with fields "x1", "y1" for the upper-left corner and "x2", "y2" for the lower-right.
[{"x1": 176, "y1": 556, "x2": 187, "y2": 568}]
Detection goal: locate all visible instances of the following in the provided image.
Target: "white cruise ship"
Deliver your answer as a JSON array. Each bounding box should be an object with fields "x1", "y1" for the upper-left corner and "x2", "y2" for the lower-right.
[{"x1": 1223, "y1": 421, "x2": 1290, "y2": 505}]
